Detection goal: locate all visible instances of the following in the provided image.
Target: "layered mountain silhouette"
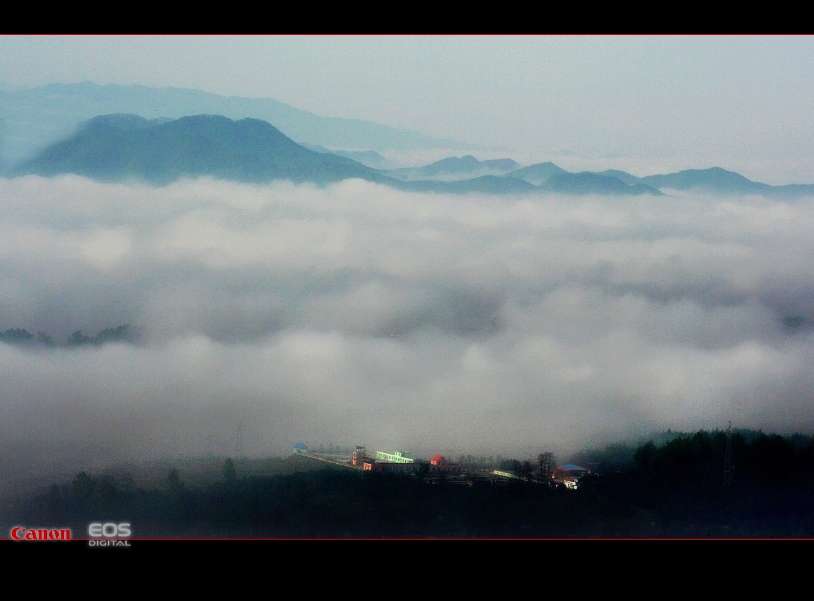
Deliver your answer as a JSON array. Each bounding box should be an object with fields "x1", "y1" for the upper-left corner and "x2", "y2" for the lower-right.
[
  {"x1": 9, "y1": 113, "x2": 814, "y2": 198},
  {"x1": 7, "y1": 114, "x2": 657, "y2": 195},
  {"x1": 542, "y1": 171, "x2": 661, "y2": 195},
  {"x1": 0, "y1": 82, "x2": 482, "y2": 169},
  {"x1": 386, "y1": 155, "x2": 520, "y2": 181},
  {"x1": 596, "y1": 166, "x2": 814, "y2": 199},
  {"x1": 303, "y1": 144, "x2": 395, "y2": 170},
  {"x1": 504, "y1": 162, "x2": 568, "y2": 185}
]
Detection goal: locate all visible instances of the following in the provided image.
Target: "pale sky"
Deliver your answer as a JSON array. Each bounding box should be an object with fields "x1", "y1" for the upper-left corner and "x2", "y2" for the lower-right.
[{"x1": 1, "y1": 35, "x2": 813, "y2": 184}]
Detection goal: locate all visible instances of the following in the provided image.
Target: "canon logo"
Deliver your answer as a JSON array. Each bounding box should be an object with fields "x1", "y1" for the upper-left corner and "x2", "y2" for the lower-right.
[{"x1": 10, "y1": 527, "x2": 71, "y2": 541}]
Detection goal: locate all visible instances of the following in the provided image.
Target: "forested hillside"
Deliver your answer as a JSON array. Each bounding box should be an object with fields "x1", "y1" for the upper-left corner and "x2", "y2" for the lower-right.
[{"x1": 5, "y1": 430, "x2": 814, "y2": 538}]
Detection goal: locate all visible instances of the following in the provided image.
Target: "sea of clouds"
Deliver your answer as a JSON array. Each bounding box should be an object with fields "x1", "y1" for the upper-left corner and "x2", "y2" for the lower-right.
[{"x1": 2, "y1": 174, "x2": 813, "y2": 481}]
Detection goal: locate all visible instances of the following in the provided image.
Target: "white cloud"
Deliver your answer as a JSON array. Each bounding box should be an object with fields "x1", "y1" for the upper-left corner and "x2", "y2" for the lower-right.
[{"x1": 2, "y1": 175, "x2": 814, "y2": 479}]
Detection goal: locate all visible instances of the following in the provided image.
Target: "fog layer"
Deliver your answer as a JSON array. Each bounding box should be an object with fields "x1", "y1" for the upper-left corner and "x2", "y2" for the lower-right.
[{"x1": 2, "y1": 175, "x2": 813, "y2": 478}]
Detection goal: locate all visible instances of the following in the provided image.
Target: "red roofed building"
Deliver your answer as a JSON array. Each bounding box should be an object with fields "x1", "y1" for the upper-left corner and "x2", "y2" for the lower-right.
[{"x1": 429, "y1": 455, "x2": 464, "y2": 475}]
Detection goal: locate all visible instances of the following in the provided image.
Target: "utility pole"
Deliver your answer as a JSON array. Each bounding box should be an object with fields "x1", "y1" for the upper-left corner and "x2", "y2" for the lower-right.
[{"x1": 722, "y1": 421, "x2": 733, "y2": 491}]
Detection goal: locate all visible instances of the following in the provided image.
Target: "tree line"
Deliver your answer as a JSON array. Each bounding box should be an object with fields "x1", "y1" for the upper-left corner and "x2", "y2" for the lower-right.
[{"x1": 0, "y1": 324, "x2": 133, "y2": 348}]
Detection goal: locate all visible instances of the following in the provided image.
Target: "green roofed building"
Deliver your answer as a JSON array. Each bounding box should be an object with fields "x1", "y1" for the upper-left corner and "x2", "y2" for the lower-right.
[{"x1": 375, "y1": 450, "x2": 414, "y2": 463}]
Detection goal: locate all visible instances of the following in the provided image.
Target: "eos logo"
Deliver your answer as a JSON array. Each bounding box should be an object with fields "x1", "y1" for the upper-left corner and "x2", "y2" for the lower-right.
[{"x1": 88, "y1": 522, "x2": 131, "y2": 538}]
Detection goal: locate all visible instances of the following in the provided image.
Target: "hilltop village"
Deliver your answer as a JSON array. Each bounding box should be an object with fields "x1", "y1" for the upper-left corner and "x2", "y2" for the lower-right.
[{"x1": 292, "y1": 443, "x2": 589, "y2": 489}]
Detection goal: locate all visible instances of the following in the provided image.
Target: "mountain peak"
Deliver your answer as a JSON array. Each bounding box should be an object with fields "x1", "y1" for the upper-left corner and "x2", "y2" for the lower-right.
[{"x1": 12, "y1": 114, "x2": 387, "y2": 186}]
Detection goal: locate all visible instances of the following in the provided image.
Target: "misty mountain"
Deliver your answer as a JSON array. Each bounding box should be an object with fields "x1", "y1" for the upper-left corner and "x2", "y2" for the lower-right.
[
  {"x1": 398, "y1": 175, "x2": 538, "y2": 195},
  {"x1": 12, "y1": 111, "x2": 811, "y2": 199},
  {"x1": 640, "y1": 167, "x2": 772, "y2": 194},
  {"x1": 0, "y1": 81, "x2": 482, "y2": 169},
  {"x1": 4, "y1": 83, "x2": 813, "y2": 199},
  {"x1": 11, "y1": 114, "x2": 396, "y2": 186},
  {"x1": 593, "y1": 169, "x2": 642, "y2": 186},
  {"x1": 505, "y1": 162, "x2": 569, "y2": 185},
  {"x1": 8, "y1": 114, "x2": 650, "y2": 196},
  {"x1": 540, "y1": 172, "x2": 662, "y2": 196},
  {"x1": 384, "y1": 155, "x2": 660, "y2": 195},
  {"x1": 637, "y1": 167, "x2": 814, "y2": 198},
  {"x1": 303, "y1": 144, "x2": 395, "y2": 170},
  {"x1": 386, "y1": 155, "x2": 520, "y2": 181},
  {"x1": 9, "y1": 115, "x2": 552, "y2": 195},
  {"x1": 534, "y1": 165, "x2": 814, "y2": 198},
  {"x1": 381, "y1": 153, "x2": 814, "y2": 198},
  {"x1": 507, "y1": 164, "x2": 814, "y2": 197}
]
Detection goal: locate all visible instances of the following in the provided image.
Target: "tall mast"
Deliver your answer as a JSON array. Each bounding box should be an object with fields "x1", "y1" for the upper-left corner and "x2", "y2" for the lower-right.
[{"x1": 722, "y1": 421, "x2": 733, "y2": 490}]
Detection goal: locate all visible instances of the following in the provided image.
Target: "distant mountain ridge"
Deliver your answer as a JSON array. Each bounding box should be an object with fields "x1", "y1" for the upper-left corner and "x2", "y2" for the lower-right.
[
  {"x1": 303, "y1": 144, "x2": 395, "y2": 170},
  {"x1": 640, "y1": 167, "x2": 770, "y2": 194},
  {"x1": 386, "y1": 155, "x2": 520, "y2": 181},
  {"x1": 10, "y1": 113, "x2": 814, "y2": 198},
  {"x1": 543, "y1": 171, "x2": 660, "y2": 196},
  {"x1": 4, "y1": 82, "x2": 814, "y2": 199},
  {"x1": 0, "y1": 81, "x2": 484, "y2": 169},
  {"x1": 601, "y1": 166, "x2": 814, "y2": 199},
  {"x1": 505, "y1": 162, "x2": 568, "y2": 185},
  {"x1": 8, "y1": 114, "x2": 659, "y2": 195}
]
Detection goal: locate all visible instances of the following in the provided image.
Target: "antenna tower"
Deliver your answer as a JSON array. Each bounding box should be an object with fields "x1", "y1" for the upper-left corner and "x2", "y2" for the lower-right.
[{"x1": 722, "y1": 421, "x2": 733, "y2": 490}]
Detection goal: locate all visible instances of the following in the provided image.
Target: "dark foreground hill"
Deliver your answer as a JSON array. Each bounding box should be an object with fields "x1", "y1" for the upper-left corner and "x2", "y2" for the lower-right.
[{"x1": 4, "y1": 429, "x2": 814, "y2": 538}]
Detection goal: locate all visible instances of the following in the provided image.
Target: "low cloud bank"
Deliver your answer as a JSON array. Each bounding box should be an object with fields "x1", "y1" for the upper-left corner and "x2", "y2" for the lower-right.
[{"x1": 1, "y1": 175, "x2": 813, "y2": 479}]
